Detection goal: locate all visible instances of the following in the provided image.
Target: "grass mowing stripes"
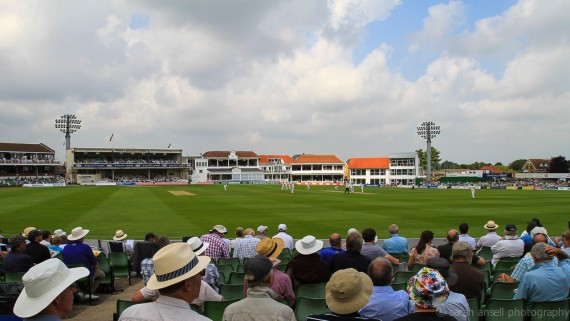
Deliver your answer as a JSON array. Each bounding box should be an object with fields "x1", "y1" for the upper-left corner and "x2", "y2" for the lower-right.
[{"x1": 0, "y1": 185, "x2": 568, "y2": 240}]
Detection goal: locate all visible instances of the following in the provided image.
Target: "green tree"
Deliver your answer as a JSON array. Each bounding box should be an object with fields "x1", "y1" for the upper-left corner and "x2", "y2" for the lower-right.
[
  {"x1": 441, "y1": 160, "x2": 459, "y2": 170},
  {"x1": 416, "y1": 147, "x2": 441, "y2": 171},
  {"x1": 549, "y1": 155, "x2": 569, "y2": 173},
  {"x1": 508, "y1": 159, "x2": 527, "y2": 172}
]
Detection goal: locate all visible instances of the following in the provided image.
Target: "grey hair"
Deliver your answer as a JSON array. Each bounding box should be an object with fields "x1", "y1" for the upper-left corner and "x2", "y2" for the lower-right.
[
  {"x1": 389, "y1": 224, "x2": 399, "y2": 234},
  {"x1": 530, "y1": 243, "x2": 552, "y2": 261}
]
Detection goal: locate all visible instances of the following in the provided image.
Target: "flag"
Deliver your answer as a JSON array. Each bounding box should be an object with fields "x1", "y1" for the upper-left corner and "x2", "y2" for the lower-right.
[
  {"x1": 109, "y1": 133, "x2": 114, "y2": 142},
  {"x1": 167, "y1": 143, "x2": 171, "y2": 148}
]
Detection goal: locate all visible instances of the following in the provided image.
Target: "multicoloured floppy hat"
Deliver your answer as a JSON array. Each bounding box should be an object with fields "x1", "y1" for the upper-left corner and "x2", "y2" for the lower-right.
[{"x1": 407, "y1": 267, "x2": 450, "y2": 309}]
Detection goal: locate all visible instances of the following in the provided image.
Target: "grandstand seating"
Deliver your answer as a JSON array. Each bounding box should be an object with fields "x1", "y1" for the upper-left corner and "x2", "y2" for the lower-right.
[
  {"x1": 467, "y1": 298, "x2": 479, "y2": 321},
  {"x1": 228, "y1": 272, "x2": 245, "y2": 285},
  {"x1": 391, "y1": 282, "x2": 408, "y2": 292},
  {"x1": 113, "y1": 299, "x2": 138, "y2": 321},
  {"x1": 97, "y1": 256, "x2": 114, "y2": 292},
  {"x1": 216, "y1": 265, "x2": 234, "y2": 283},
  {"x1": 219, "y1": 284, "x2": 245, "y2": 301},
  {"x1": 109, "y1": 252, "x2": 131, "y2": 287},
  {"x1": 478, "y1": 247, "x2": 493, "y2": 261},
  {"x1": 494, "y1": 257, "x2": 520, "y2": 271},
  {"x1": 528, "y1": 300, "x2": 570, "y2": 321},
  {"x1": 295, "y1": 297, "x2": 329, "y2": 321},
  {"x1": 203, "y1": 299, "x2": 240, "y2": 321},
  {"x1": 393, "y1": 271, "x2": 415, "y2": 284},
  {"x1": 65, "y1": 264, "x2": 93, "y2": 305},
  {"x1": 218, "y1": 258, "x2": 240, "y2": 271},
  {"x1": 483, "y1": 298, "x2": 525, "y2": 321},
  {"x1": 296, "y1": 283, "x2": 326, "y2": 300},
  {"x1": 488, "y1": 281, "x2": 519, "y2": 300}
]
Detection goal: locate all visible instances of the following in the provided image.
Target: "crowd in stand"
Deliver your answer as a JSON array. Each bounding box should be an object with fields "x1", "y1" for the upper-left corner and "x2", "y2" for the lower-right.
[
  {"x1": 75, "y1": 158, "x2": 181, "y2": 164},
  {"x1": 2, "y1": 219, "x2": 570, "y2": 320},
  {"x1": 0, "y1": 177, "x2": 60, "y2": 187}
]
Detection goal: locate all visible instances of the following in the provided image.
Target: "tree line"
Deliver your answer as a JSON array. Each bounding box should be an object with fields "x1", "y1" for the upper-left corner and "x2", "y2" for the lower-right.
[{"x1": 416, "y1": 148, "x2": 569, "y2": 173}]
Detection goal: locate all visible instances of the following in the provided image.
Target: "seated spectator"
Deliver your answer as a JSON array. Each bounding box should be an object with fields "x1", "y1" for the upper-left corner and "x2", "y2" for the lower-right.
[
  {"x1": 361, "y1": 228, "x2": 399, "y2": 265},
  {"x1": 287, "y1": 235, "x2": 331, "y2": 284},
  {"x1": 395, "y1": 268, "x2": 457, "y2": 321},
  {"x1": 520, "y1": 218, "x2": 546, "y2": 238},
  {"x1": 477, "y1": 220, "x2": 501, "y2": 250},
  {"x1": 331, "y1": 232, "x2": 371, "y2": 273},
  {"x1": 557, "y1": 230, "x2": 570, "y2": 255},
  {"x1": 256, "y1": 237, "x2": 295, "y2": 305},
  {"x1": 382, "y1": 224, "x2": 408, "y2": 254},
  {"x1": 436, "y1": 230, "x2": 459, "y2": 263},
  {"x1": 514, "y1": 243, "x2": 570, "y2": 305},
  {"x1": 307, "y1": 268, "x2": 380, "y2": 321},
  {"x1": 360, "y1": 258, "x2": 413, "y2": 321},
  {"x1": 49, "y1": 235, "x2": 64, "y2": 256},
  {"x1": 144, "y1": 232, "x2": 156, "y2": 243},
  {"x1": 255, "y1": 225, "x2": 268, "y2": 240},
  {"x1": 408, "y1": 230, "x2": 439, "y2": 268},
  {"x1": 25, "y1": 229, "x2": 51, "y2": 264},
  {"x1": 450, "y1": 242, "x2": 484, "y2": 302},
  {"x1": 233, "y1": 228, "x2": 260, "y2": 262},
  {"x1": 457, "y1": 223, "x2": 476, "y2": 249},
  {"x1": 13, "y1": 259, "x2": 89, "y2": 320},
  {"x1": 3, "y1": 235, "x2": 34, "y2": 273},
  {"x1": 63, "y1": 227, "x2": 104, "y2": 301},
  {"x1": 223, "y1": 255, "x2": 296, "y2": 321},
  {"x1": 319, "y1": 233, "x2": 345, "y2": 265},
  {"x1": 120, "y1": 243, "x2": 211, "y2": 321},
  {"x1": 519, "y1": 221, "x2": 538, "y2": 246},
  {"x1": 201, "y1": 225, "x2": 230, "y2": 261},
  {"x1": 273, "y1": 223, "x2": 294, "y2": 251},
  {"x1": 491, "y1": 224, "x2": 524, "y2": 266},
  {"x1": 112, "y1": 229, "x2": 134, "y2": 256},
  {"x1": 40, "y1": 230, "x2": 52, "y2": 247}
]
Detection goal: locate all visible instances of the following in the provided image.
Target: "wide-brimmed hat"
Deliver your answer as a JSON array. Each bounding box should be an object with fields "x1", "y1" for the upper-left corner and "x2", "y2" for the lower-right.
[
  {"x1": 256, "y1": 237, "x2": 284, "y2": 258},
  {"x1": 53, "y1": 229, "x2": 67, "y2": 237},
  {"x1": 113, "y1": 230, "x2": 128, "y2": 241},
  {"x1": 67, "y1": 227, "x2": 90, "y2": 241},
  {"x1": 408, "y1": 267, "x2": 450, "y2": 309},
  {"x1": 210, "y1": 225, "x2": 227, "y2": 234},
  {"x1": 147, "y1": 243, "x2": 210, "y2": 290},
  {"x1": 278, "y1": 224, "x2": 287, "y2": 231},
  {"x1": 295, "y1": 235, "x2": 323, "y2": 255},
  {"x1": 22, "y1": 227, "x2": 36, "y2": 237},
  {"x1": 13, "y1": 259, "x2": 89, "y2": 318},
  {"x1": 326, "y1": 268, "x2": 373, "y2": 314},
  {"x1": 484, "y1": 221, "x2": 499, "y2": 230},
  {"x1": 427, "y1": 258, "x2": 458, "y2": 286},
  {"x1": 186, "y1": 237, "x2": 209, "y2": 256}
]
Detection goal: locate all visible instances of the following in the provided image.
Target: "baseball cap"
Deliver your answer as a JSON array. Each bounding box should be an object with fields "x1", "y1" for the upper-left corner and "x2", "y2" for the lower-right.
[
  {"x1": 505, "y1": 224, "x2": 517, "y2": 232},
  {"x1": 257, "y1": 225, "x2": 268, "y2": 233},
  {"x1": 278, "y1": 224, "x2": 287, "y2": 231},
  {"x1": 244, "y1": 255, "x2": 273, "y2": 283}
]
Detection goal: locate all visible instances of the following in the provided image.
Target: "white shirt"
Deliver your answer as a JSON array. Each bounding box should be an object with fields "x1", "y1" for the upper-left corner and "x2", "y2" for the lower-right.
[
  {"x1": 477, "y1": 232, "x2": 501, "y2": 249},
  {"x1": 119, "y1": 295, "x2": 212, "y2": 321},
  {"x1": 491, "y1": 236, "x2": 524, "y2": 265},
  {"x1": 458, "y1": 234, "x2": 476, "y2": 249},
  {"x1": 273, "y1": 232, "x2": 294, "y2": 251},
  {"x1": 139, "y1": 280, "x2": 222, "y2": 307}
]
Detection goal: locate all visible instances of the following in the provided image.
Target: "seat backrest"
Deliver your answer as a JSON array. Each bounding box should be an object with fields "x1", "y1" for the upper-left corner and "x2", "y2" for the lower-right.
[
  {"x1": 108, "y1": 241, "x2": 125, "y2": 253},
  {"x1": 390, "y1": 282, "x2": 407, "y2": 292},
  {"x1": 393, "y1": 271, "x2": 415, "y2": 284},
  {"x1": 203, "y1": 299, "x2": 240, "y2": 321},
  {"x1": 296, "y1": 283, "x2": 326, "y2": 299},
  {"x1": 495, "y1": 258, "x2": 520, "y2": 271},
  {"x1": 484, "y1": 299, "x2": 525, "y2": 321},
  {"x1": 218, "y1": 258, "x2": 240, "y2": 271},
  {"x1": 219, "y1": 284, "x2": 245, "y2": 301},
  {"x1": 228, "y1": 272, "x2": 245, "y2": 285},
  {"x1": 217, "y1": 264, "x2": 234, "y2": 282},
  {"x1": 116, "y1": 299, "x2": 138, "y2": 319},
  {"x1": 529, "y1": 300, "x2": 570, "y2": 321},
  {"x1": 489, "y1": 282, "x2": 519, "y2": 300},
  {"x1": 295, "y1": 297, "x2": 329, "y2": 321},
  {"x1": 467, "y1": 298, "x2": 479, "y2": 321}
]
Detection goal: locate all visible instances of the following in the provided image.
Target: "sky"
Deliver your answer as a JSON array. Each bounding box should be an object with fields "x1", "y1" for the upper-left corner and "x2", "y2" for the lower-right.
[{"x1": 0, "y1": 0, "x2": 568, "y2": 164}]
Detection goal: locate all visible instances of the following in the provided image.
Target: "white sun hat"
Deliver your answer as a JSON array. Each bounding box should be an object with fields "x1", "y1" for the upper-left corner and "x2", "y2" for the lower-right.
[
  {"x1": 186, "y1": 237, "x2": 209, "y2": 256},
  {"x1": 13, "y1": 259, "x2": 89, "y2": 318},
  {"x1": 295, "y1": 235, "x2": 324, "y2": 255},
  {"x1": 67, "y1": 227, "x2": 90, "y2": 241},
  {"x1": 146, "y1": 243, "x2": 211, "y2": 290}
]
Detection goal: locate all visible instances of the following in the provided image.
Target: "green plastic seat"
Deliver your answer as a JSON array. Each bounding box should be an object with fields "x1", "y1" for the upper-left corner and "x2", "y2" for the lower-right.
[
  {"x1": 203, "y1": 299, "x2": 240, "y2": 321},
  {"x1": 467, "y1": 298, "x2": 479, "y2": 321},
  {"x1": 478, "y1": 247, "x2": 493, "y2": 261},
  {"x1": 217, "y1": 264, "x2": 234, "y2": 283},
  {"x1": 393, "y1": 271, "x2": 416, "y2": 284},
  {"x1": 391, "y1": 282, "x2": 407, "y2": 292},
  {"x1": 295, "y1": 297, "x2": 329, "y2": 321},
  {"x1": 4, "y1": 272, "x2": 25, "y2": 283},
  {"x1": 219, "y1": 283, "x2": 245, "y2": 301},
  {"x1": 114, "y1": 299, "x2": 138, "y2": 321},
  {"x1": 494, "y1": 258, "x2": 520, "y2": 271},
  {"x1": 97, "y1": 256, "x2": 114, "y2": 292},
  {"x1": 408, "y1": 263, "x2": 426, "y2": 273},
  {"x1": 483, "y1": 299, "x2": 525, "y2": 321},
  {"x1": 228, "y1": 272, "x2": 245, "y2": 285},
  {"x1": 488, "y1": 282, "x2": 519, "y2": 300},
  {"x1": 218, "y1": 258, "x2": 240, "y2": 271},
  {"x1": 529, "y1": 300, "x2": 570, "y2": 321},
  {"x1": 109, "y1": 252, "x2": 131, "y2": 286},
  {"x1": 296, "y1": 283, "x2": 326, "y2": 300}
]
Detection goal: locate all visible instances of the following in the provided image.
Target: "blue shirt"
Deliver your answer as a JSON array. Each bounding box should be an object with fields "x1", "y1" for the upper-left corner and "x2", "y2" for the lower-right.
[
  {"x1": 319, "y1": 246, "x2": 345, "y2": 265},
  {"x1": 382, "y1": 235, "x2": 408, "y2": 254},
  {"x1": 62, "y1": 241, "x2": 97, "y2": 276},
  {"x1": 360, "y1": 286, "x2": 413, "y2": 321},
  {"x1": 514, "y1": 259, "x2": 570, "y2": 304},
  {"x1": 433, "y1": 291, "x2": 469, "y2": 321}
]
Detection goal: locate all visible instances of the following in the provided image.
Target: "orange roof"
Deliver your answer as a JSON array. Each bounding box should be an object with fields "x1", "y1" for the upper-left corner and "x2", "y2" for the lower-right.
[
  {"x1": 348, "y1": 158, "x2": 389, "y2": 169},
  {"x1": 202, "y1": 151, "x2": 258, "y2": 158},
  {"x1": 259, "y1": 155, "x2": 294, "y2": 164},
  {"x1": 292, "y1": 154, "x2": 343, "y2": 164},
  {"x1": 479, "y1": 166, "x2": 503, "y2": 174}
]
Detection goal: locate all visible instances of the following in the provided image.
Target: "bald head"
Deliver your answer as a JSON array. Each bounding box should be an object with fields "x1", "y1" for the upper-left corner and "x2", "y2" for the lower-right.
[
  {"x1": 447, "y1": 230, "x2": 459, "y2": 243},
  {"x1": 329, "y1": 233, "x2": 342, "y2": 248},
  {"x1": 368, "y1": 257, "x2": 393, "y2": 286},
  {"x1": 532, "y1": 233, "x2": 547, "y2": 245}
]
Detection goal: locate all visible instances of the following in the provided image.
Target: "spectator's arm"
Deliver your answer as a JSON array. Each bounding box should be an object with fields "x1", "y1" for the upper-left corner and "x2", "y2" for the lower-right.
[
  {"x1": 545, "y1": 245, "x2": 569, "y2": 261},
  {"x1": 384, "y1": 253, "x2": 399, "y2": 265}
]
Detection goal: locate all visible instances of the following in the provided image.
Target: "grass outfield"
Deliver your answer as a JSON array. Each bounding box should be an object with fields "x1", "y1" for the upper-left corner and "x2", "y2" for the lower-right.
[{"x1": 0, "y1": 185, "x2": 568, "y2": 240}]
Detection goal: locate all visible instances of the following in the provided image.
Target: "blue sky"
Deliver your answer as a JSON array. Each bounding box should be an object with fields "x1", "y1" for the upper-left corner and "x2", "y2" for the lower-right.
[{"x1": 0, "y1": 0, "x2": 568, "y2": 164}]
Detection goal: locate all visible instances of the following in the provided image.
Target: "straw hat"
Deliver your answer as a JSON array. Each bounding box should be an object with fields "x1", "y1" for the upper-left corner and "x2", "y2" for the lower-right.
[
  {"x1": 67, "y1": 227, "x2": 90, "y2": 241},
  {"x1": 186, "y1": 237, "x2": 209, "y2": 256},
  {"x1": 210, "y1": 225, "x2": 227, "y2": 234},
  {"x1": 22, "y1": 227, "x2": 36, "y2": 237},
  {"x1": 113, "y1": 230, "x2": 128, "y2": 241},
  {"x1": 295, "y1": 235, "x2": 323, "y2": 255},
  {"x1": 326, "y1": 268, "x2": 373, "y2": 314},
  {"x1": 483, "y1": 220, "x2": 499, "y2": 230},
  {"x1": 146, "y1": 243, "x2": 210, "y2": 290},
  {"x1": 256, "y1": 237, "x2": 284, "y2": 258},
  {"x1": 53, "y1": 229, "x2": 67, "y2": 237},
  {"x1": 13, "y1": 259, "x2": 89, "y2": 318}
]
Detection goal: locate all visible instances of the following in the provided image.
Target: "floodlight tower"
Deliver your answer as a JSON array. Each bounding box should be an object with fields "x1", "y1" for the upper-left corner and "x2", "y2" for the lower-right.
[
  {"x1": 417, "y1": 121, "x2": 440, "y2": 183},
  {"x1": 55, "y1": 114, "x2": 81, "y2": 150}
]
